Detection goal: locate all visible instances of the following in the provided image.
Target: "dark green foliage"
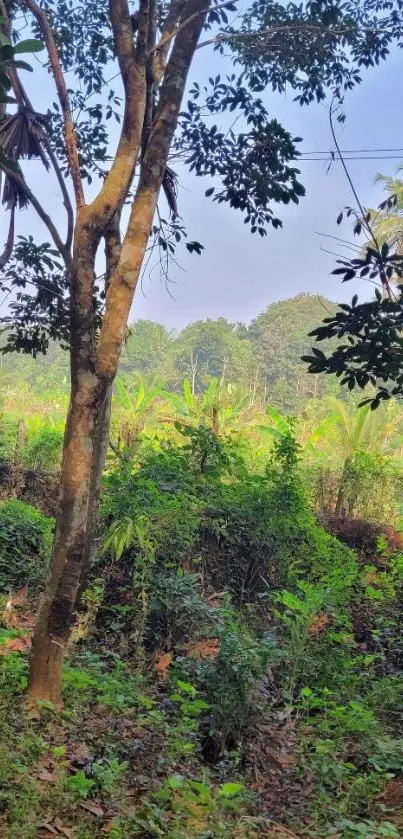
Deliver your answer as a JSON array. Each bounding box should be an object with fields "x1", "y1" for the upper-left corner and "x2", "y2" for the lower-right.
[
  {"x1": 195, "y1": 614, "x2": 274, "y2": 751},
  {"x1": 0, "y1": 499, "x2": 53, "y2": 590},
  {"x1": 147, "y1": 573, "x2": 217, "y2": 648},
  {"x1": 304, "y1": 283, "x2": 403, "y2": 407},
  {"x1": 248, "y1": 293, "x2": 340, "y2": 411}
]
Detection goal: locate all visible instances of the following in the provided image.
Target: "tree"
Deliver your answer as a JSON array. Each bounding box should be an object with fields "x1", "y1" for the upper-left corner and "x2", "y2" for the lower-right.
[
  {"x1": 361, "y1": 170, "x2": 403, "y2": 256},
  {"x1": 0, "y1": 0, "x2": 401, "y2": 706},
  {"x1": 167, "y1": 376, "x2": 256, "y2": 434},
  {"x1": 171, "y1": 318, "x2": 255, "y2": 393},
  {"x1": 304, "y1": 237, "x2": 403, "y2": 407},
  {"x1": 248, "y1": 294, "x2": 339, "y2": 411},
  {"x1": 120, "y1": 319, "x2": 173, "y2": 378}
]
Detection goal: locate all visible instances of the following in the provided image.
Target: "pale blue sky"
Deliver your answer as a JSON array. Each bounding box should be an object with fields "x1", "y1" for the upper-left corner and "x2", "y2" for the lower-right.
[{"x1": 6, "y1": 28, "x2": 403, "y2": 329}]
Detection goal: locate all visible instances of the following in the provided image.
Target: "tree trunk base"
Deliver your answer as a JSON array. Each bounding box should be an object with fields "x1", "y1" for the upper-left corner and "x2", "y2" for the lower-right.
[{"x1": 27, "y1": 632, "x2": 64, "y2": 709}]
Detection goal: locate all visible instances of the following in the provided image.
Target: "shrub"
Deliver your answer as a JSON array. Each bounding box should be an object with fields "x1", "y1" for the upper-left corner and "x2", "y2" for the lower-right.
[
  {"x1": 0, "y1": 416, "x2": 18, "y2": 463},
  {"x1": 22, "y1": 423, "x2": 64, "y2": 472},
  {"x1": 0, "y1": 499, "x2": 54, "y2": 590}
]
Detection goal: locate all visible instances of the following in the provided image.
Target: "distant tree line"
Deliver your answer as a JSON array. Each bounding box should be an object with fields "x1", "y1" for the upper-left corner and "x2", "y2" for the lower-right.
[{"x1": 1, "y1": 293, "x2": 341, "y2": 413}]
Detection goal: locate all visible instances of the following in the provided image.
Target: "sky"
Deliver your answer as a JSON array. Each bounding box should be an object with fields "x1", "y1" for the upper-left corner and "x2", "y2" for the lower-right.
[{"x1": 4, "y1": 17, "x2": 403, "y2": 331}]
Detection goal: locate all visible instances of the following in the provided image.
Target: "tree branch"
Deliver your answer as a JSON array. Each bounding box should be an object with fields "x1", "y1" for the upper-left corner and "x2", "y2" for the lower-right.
[
  {"x1": 44, "y1": 140, "x2": 74, "y2": 252},
  {"x1": 151, "y1": 0, "x2": 185, "y2": 82},
  {"x1": 23, "y1": 0, "x2": 85, "y2": 208},
  {"x1": 148, "y1": 0, "x2": 234, "y2": 61},
  {"x1": 135, "y1": 0, "x2": 151, "y2": 65},
  {"x1": 85, "y1": 0, "x2": 147, "y2": 233},
  {"x1": 1, "y1": 164, "x2": 71, "y2": 269},
  {"x1": 195, "y1": 22, "x2": 384, "y2": 50},
  {"x1": 96, "y1": 0, "x2": 212, "y2": 379},
  {"x1": 0, "y1": 204, "x2": 14, "y2": 270}
]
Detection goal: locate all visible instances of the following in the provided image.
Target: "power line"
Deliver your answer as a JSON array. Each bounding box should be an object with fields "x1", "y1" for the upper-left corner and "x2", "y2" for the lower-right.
[
  {"x1": 299, "y1": 155, "x2": 403, "y2": 161},
  {"x1": 300, "y1": 147, "x2": 403, "y2": 154}
]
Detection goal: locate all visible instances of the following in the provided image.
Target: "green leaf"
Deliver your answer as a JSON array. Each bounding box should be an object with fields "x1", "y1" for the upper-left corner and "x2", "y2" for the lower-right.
[
  {"x1": 182, "y1": 379, "x2": 195, "y2": 409},
  {"x1": 218, "y1": 782, "x2": 244, "y2": 798},
  {"x1": 14, "y1": 39, "x2": 44, "y2": 54},
  {"x1": 177, "y1": 680, "x2": 196, "y2": 697},
  {"x1": 0, "y1": 44, "x2": 14, "y2": 61},
  {"x1": 12, "y1": 60, "x2": 33, "y2": 72}
]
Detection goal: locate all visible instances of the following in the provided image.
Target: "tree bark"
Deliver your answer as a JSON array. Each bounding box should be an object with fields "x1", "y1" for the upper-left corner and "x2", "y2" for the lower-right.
[
  {"x1": 27, "y1": 216, "x2": 102, "y2": 706},
  {"x1": 27, "y1": 375, "x2": 104, "y2": 705},
  {"x1": 77, "y1": 214, "x2": 122, "y2": 602}
]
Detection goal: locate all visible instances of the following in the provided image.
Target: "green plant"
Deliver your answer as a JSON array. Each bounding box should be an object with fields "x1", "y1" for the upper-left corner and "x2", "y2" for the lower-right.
[
  {"x1": 334, "y1": 818, "x2": 399, "y2": 838},
  {"x1": 193, "y1": 614, "x2": 274, "y2": 751},
  {"x1": 22, "y1": 421, "x2": 64, "y2": 472},
  {"x1": 92, "y1": 757, "x2": 129, "y2": 793},
  {"x1": 277, "y1": 583, "x2": 327, "y2": 698},
  {"x1": 65, "y1": 769, "x2": 95, "y2": 799},
  {"x1": 0, "y1": 499, "x2": 54, "y2": 590}
]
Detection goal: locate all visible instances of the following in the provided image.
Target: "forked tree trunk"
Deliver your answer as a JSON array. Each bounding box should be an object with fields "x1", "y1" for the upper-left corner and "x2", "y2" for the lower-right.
[{"x1": 27, "y1": 0, "x2": 212, "y2": 708}]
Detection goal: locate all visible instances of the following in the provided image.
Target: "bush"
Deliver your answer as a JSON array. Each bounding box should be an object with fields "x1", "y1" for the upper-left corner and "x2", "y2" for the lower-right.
[
  {"x1": 198, "y1": 615, "x2": 274, "y2": 749},
  {"x1": 0, "y1": 416, "x2": 18, "y2": 463},
  {"x1": 22, "y1": 422, "x2": 64, "y2": 472},
  {"x1": 0, "y1": 499, "x2": 54, "y2": 590},
  {"x1": 146, "y1": 572, "x2": 218, "y2": 649}
]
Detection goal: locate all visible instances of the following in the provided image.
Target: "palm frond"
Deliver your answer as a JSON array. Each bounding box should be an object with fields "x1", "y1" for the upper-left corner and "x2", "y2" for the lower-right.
[{"x1": 0, "y1": 106, "x2": 49, "y2": 209}]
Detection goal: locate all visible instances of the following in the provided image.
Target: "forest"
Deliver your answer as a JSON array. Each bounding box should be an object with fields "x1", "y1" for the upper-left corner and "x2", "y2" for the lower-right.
[{"x1": 1, "y1": 1, "x2": 403, "y2": 838}]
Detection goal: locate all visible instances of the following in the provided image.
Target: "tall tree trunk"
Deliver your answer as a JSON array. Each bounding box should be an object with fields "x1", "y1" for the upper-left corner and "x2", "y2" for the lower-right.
[
  {"x1": 27, "y1": 374, "x2": 104, "y2": 706},
  {"x1": 27, "y1": 0, "x2": 212, "y2": 708},
  {"x1": 76, "y1": 381, "x2": 113, "y2": 603},
  {"x1": 77, "y1": 214, "x2": 122, "y2": 601}
]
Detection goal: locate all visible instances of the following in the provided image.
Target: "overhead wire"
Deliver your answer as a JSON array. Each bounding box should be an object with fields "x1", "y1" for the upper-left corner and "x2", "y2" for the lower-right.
[{"x1": 297, "y1": 147, "x2": 403, "y2": 162}]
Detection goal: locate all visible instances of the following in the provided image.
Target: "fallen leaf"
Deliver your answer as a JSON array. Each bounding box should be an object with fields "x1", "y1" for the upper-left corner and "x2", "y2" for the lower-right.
[
  {"x1": 103, "y1": 820, "x2": 117, "y2": 832},
  {"x1": 54, "y1": 818, "x2": 74, "y2": 838},
  {"x1": 80, "y1": 801, "x2": 104, "y2": 817},
  {"x1": 38, "y1": 769, "x2": 57, "y2": 783},
  {"x1": 155, "y1": 652, "x2": 172, "y2": 679},
  {"x1": 308, "y1": 613, "x2": 330, "y2": 636},
  {"x1": 39, "y1": 822, "x2": 59, "y2": 836}
]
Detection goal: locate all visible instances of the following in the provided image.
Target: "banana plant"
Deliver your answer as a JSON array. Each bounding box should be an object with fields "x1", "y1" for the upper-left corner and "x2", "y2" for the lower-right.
[
  {"x1": 112, "y1": 375, "x2": 167, "y2": 454},
  {"x1": 165, "y1": 378, "x2": 255, "y2": 435}
]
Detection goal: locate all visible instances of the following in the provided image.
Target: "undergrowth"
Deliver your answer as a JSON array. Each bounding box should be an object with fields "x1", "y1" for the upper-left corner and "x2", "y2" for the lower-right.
[{"x1": 0, "y1": 425, "x2": 402, "y2": 837}]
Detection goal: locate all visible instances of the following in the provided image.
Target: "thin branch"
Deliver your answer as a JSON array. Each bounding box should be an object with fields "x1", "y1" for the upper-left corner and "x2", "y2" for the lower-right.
[
  {"x1": 1, "y1": 164, "x2": 71, "y2": 269},
  {"x1": 43, "y1": 140, "x2": 74, "y2": 252},
  {"x1": 87, "y1": 0, "x2": 146, "y2": 232},
  {"x1": 23, "y1": 0, "x2": 85, "y2": 207},
  {"x1": 135, "y1": 0, "x2": 152, "y2": 66},
  {"x1": 148, "y1": 0, "x2": 234, "y2": 59},
  {"x1": 0, "y1": 204, "x2": 15, "y2": 270},
  {"x1": 142, "y1": 0, "x2": 157, "y2": 154},
  {"x1": 196, "y1": 22, "x2": 381, "y2": 50},
  {"x1": 151, "y1": 0, "x2": 185, "y2": 80}
]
